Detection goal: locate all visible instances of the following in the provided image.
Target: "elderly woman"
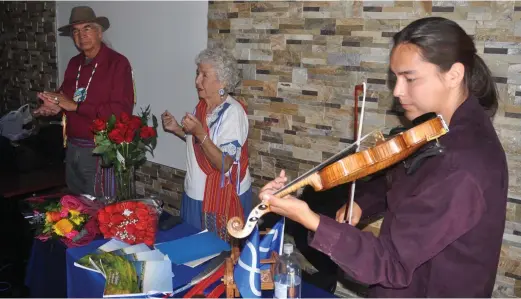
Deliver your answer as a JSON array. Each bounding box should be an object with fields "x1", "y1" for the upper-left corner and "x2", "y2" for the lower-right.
[{"x1": 162, "y1": 47, "x2": 251, "y2": 241}]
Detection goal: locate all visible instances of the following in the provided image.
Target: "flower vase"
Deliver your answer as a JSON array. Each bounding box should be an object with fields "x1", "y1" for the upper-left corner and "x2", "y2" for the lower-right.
[{"x1": 116, "y1": 166, "x2": 136, "y2": 202}]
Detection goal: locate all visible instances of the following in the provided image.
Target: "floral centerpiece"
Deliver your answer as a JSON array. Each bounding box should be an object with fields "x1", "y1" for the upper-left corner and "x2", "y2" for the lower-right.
[
  {"x1": 25, "y1": 194, "x2": 102, "y2": 248},
  {"x1": 97, "y1": 199, "x2": 160, "y2": 246},
  {"x1": 91, "y1": 106, "x2": 158, "y2": 201}
]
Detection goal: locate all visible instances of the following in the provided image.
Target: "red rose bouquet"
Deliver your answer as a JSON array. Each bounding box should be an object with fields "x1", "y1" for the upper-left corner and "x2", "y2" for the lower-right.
[
  {"x1": 97, "y1": 199, "x2": 162, "y2": 246},
  {"x1": 91, "y1": 105, "x2": 158, "y2": 201},
  {"x1": 24, "y1": 194, "x2": 103, "y2": 248}
]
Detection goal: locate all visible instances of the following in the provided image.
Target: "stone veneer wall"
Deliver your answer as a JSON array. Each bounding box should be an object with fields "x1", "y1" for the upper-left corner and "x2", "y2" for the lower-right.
[
  {"x1": 0, "y1": 1, "x2": 58, "y2": 115},
  {"x1": 134, "y1": 1, "x2": 521, "y2": 296}
]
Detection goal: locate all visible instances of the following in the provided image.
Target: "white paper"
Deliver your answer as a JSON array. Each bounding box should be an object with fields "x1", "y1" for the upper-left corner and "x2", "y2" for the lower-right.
[{"x1": 183, "y1": 253, "x2": 220, "y2": 268}]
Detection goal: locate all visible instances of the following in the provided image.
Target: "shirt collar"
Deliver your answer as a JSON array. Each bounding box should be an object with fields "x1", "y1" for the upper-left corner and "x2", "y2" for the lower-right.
[
  {"x1": 448, "y1": 95, "x2": 483, "y2": 129},
  {"x1": 207, "y1": 95, "x2": 230, "y2": 115},
  {"x1": 82, "y1": 42, "x2": 108, "y2": 65}
]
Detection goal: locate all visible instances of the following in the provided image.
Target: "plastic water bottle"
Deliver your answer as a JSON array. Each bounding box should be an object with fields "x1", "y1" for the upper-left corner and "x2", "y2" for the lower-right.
[{"x1": 274, "y1": 243, "x2": 301, "y2": 299}]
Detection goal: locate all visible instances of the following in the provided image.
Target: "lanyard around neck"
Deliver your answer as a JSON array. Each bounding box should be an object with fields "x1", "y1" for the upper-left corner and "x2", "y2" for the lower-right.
[{"x1": 75, "y1": 61, "x2": 98, "y2": 99}]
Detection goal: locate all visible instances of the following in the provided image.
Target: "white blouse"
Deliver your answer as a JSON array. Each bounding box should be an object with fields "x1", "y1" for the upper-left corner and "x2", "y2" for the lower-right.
[{"x1": 184, "y1": 95, "x2": 251, "y2": 201}]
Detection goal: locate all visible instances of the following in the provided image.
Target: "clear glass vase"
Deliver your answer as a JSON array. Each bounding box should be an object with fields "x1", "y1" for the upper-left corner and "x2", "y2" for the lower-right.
[{"x1": 116, "y1": 166, "x2": 136, "y2": 202}]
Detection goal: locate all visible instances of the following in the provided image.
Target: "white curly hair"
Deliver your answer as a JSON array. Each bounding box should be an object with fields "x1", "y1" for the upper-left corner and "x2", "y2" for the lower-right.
[{"x1": 195, "y1": 47, "x2": 240, "y2": 94}]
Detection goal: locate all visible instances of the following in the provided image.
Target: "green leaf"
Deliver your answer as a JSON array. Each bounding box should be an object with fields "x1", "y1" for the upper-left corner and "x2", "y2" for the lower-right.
[
  {"x1": 92, "y1": 144, "x2": 111, "y2": 154},
  {"x1": 107, "y1": 115, "x2": 117, "y2": 131},
  {"x1": 152, "y1": 115, "x2": 158, "y2": 129},
  {"x1": 101, "y1": 154, "x2": 113, "y2": 167},
  {"x1": 94, "y1": 134, "x2": 104, "y2": 144},
  {"x1": 107, "y1": 151, "x2": 117, "y2": 165},
  {"x1": 137, "y1": 141, "x2": 146, "y2": 150},
  {"x1": 151, "y1": 137, "x2": 157, "y2": 150},
  {"x1": 100, "y1": 140, "x2": 112, "y2": 148}
]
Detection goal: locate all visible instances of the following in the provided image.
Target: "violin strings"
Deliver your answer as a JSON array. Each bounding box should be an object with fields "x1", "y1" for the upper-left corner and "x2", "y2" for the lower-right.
[{"x1": 348, "y1": 82, "x2": 367, "y2": 225}]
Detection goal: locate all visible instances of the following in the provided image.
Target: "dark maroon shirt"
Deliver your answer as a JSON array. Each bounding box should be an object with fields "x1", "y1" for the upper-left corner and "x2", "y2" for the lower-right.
[
  {"x1": 59, "y1": 43, "x2": 134, "y2": 140},
  {"x1": 310, "y1": 96, "x2": 508, "y2": 297}
]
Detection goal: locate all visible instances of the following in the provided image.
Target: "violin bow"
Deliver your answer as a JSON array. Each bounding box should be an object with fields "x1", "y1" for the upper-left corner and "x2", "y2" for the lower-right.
[
  {"x1": 344, "y1": 82, "x2": 367, "y2": 225},
  {"x1": 227, "y1": 83, "x2": 370, "y2": 239}
]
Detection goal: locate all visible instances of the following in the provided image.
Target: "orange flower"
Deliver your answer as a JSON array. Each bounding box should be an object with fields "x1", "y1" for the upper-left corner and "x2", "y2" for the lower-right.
[
  {"x1": 46, "y1": 211, "x2": 62, "y2": 223},
  {"x1": 54, "y1": 219, "x2": 74, "y2": 235}
]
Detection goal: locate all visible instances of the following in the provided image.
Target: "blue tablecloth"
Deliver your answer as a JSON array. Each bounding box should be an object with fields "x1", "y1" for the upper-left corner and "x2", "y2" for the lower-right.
[
  {"x1": 25, "y1": 238, "x2": 69, "y2": 298},
  {"x1": 28, "y1": 222, "x2": 336, "y2": 298}
]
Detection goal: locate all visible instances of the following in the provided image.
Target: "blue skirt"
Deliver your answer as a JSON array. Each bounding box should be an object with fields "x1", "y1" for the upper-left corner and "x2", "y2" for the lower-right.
[{"x1": 181, "y1": 187, "x2": 253, "y2": 231}]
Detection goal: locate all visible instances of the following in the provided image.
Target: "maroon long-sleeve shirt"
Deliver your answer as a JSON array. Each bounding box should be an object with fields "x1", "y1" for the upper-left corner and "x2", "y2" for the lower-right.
[
  {"x1": 60, "y1": 43, "x2": 134, "y2": 140},
  {"x1": 311, "y1": 96, "x2": 508, "y2": 297}
]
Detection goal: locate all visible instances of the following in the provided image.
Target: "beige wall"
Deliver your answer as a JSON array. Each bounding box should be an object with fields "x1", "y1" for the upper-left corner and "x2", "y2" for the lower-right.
[{"x1": 137, "y1": 1, "x2": 521, "y2": 296}]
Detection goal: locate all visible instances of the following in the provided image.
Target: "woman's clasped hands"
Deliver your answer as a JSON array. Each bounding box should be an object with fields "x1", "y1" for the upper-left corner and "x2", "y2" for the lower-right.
[{"x1": 161, "y1": 111, "x2": 205, "y2": 140}]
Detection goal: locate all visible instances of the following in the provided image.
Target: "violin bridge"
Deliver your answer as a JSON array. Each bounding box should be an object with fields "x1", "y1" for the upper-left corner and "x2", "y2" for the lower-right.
[
  {"x1": 426, "y1": 131, "x2": 447, "y2": 142},
  {"x1": 375, "y1": 131, "x2": 385, "y2": 142}
]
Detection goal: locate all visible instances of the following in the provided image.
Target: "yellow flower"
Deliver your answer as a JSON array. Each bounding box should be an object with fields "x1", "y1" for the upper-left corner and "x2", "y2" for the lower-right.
[
  {"x1": 53, "y1": 219, "x2": 73, "y2": 236},
  {"x1": 70, "y1": 215, "x2": 84, "y2": 225},
  {"x1": 69, "y1": 210, "x2": 80, "y2": 217},
  {"x1": 53, "y1": 226, "x2": 65, "y2": 236}
]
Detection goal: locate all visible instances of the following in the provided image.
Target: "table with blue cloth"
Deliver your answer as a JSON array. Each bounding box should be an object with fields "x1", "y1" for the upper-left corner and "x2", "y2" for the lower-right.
[{"x1": 27, "y1": 221, "x2": 336, "y2": 298}]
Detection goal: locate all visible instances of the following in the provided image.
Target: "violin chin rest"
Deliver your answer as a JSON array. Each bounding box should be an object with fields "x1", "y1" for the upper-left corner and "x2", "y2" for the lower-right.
[
  {"x1": 412, "y1": 112, "x2": 438, "y2": 126},
  {"x1": 404, "y1": 141, "x2": 445, "y2": 175}
]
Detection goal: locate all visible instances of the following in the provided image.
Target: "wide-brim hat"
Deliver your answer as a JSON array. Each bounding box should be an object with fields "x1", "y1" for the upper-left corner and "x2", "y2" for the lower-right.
[{"x1": 58, "y1": 6, "x2": 110, "y2": 35}]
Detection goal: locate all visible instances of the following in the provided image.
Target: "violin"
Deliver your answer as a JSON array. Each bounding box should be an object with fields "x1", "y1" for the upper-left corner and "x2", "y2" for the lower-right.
[{"x1": 227, "y1": 114, "x2": 450, "y2": 239}]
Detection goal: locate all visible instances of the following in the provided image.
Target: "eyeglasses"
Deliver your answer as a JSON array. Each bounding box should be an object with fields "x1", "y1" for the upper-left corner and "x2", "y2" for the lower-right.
[{"x1": 72, "y1": 25, "x2": 96, "y2": 36}]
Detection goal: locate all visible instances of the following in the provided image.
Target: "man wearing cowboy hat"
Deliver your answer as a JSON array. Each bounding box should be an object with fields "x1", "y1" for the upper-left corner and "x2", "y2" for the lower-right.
[{"x1": 34, "y1": 6, "x2": 134, "y2": 198}]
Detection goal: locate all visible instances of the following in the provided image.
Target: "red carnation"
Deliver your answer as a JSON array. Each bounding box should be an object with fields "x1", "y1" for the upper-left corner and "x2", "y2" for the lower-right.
[
  {"x1": 98, "y1": 210, "x2": 110, "y2": 224},
  {"x1": 136, "y1": 208, "x2": 150, "y2": 219},
  {"x1": 114, "y1": 203, "x2": 125, "y2": 213},
  {"x1": 135, "y1": 221, "x2": 147, "y2": 231},
  {"x1": 104, "y1": 205, "x2": 116, "y2": 214},
  {"x1": 140, "y1": 126, "x2": 156, "y2": 139},
  {"x1": 110, "y1": 214, "x2": 125, "y2": 225},
  {"x1": 128, "y1": 213, "x2": 138, "y2": 222},
  {"x1": 99, "y1": 224, "x2": 110, "y2": 234},
  {"x1": 126, "y1": 224, "x2": 137, "y2": 234},
  {"x1": 110, "y1": 227, "x2": 118, "y2": 235},
  {"x1": 98, "y1": 201, "x2": 158, "y2": 245},
  {"x1": 136, "y1": 230, "x2": 145, "y2": 238}
]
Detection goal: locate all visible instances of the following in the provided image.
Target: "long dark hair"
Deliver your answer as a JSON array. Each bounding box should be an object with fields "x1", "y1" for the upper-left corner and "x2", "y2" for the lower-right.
[{"x1": 392, "y1": 17, "x2": 498, "y2": 116}]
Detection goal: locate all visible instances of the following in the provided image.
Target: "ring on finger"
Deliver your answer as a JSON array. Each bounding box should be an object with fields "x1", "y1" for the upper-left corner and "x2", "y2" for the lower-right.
[{"x1": 54, "y1": 96, "x2": 60, "y2": 104}]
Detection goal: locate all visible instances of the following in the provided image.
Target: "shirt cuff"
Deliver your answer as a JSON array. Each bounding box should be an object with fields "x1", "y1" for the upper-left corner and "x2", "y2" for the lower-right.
[{"x1": 310, "y1": 214, "x2": 356, "y2": 256}]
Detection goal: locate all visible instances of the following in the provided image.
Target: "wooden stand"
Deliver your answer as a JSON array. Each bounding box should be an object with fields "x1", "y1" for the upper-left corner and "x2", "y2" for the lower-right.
[{"x1": 223, "y1": 231, "x2": 279, "y2": 298}]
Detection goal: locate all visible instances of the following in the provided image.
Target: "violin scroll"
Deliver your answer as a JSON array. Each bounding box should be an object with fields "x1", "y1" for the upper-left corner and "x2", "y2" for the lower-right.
[
  {"x1": 227, "y1": 216, "x2": 246, "y2": 239},
  {"x1": 228, "y1": 202, "x2": 271, "y2": 239},
  {"x1": 227, "y1": 173, "x2": 323, "y2": 239}
]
